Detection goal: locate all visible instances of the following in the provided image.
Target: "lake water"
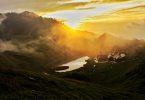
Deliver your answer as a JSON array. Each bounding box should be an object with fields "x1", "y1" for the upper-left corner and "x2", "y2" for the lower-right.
[{"x1": 56, "y1": 56, "x2": 90, "y2": 72}]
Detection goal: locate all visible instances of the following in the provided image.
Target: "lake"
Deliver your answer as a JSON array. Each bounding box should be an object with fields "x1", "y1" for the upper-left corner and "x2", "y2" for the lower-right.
[{"x1": 56, "y1": 56, "x2": 90, "y2": 72}]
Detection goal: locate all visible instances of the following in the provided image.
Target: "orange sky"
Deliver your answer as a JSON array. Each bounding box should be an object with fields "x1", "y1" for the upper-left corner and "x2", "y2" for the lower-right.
[{"x1": 0, "y1": 0, "x2": 145, "y2": 39}]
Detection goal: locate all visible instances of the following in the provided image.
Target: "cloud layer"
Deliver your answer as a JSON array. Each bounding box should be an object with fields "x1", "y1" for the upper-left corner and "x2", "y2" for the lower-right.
[
  {"x1": 0, "y1": 0, "x2": 144, "y2": 39},
  {"x1": 0, "y1": 0, "x2": 137, "y2": 13}
]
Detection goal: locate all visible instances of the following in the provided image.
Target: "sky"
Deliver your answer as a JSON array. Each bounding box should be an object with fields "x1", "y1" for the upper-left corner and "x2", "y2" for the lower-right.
[{"x1": 0, "y1": 0, "x2": 145, "y2": 39}]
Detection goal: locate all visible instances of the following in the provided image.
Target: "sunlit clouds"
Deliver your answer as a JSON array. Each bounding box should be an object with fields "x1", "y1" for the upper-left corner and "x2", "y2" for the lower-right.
[
  {"x1": 0, "y1": 0, "x2": 144, "y2": 38},
  {"x1": 44, "y1": 0, "x2": 145, "y2": 28}
]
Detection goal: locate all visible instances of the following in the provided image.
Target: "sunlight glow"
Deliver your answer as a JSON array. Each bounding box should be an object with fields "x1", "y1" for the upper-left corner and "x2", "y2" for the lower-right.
[{"x1": 44, "y1": 0, "x2": 145, "y2": 28}]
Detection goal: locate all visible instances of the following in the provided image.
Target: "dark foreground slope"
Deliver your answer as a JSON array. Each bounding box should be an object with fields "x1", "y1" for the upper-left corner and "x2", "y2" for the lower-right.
[
  {"x1": 0, "y1": 54, "x2": 145, "y2": 100},
  {"x1": 0, "y1": 48, "x2": 145, "y2": 100},
  {"x1": 59, "y1": 61, "x2": 145, "y2": 99},
  {"x1": 0, "y1": 68, "x2": 143, "y2": 100},
  {"x1": 1, "y1": 51, "x2": 145, "y2": 100}
]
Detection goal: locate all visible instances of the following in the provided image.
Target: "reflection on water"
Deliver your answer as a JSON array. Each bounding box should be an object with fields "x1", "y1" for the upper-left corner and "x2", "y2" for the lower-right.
[{"x1": 57, "y1": 56, "x2": 89, "y2": 72}]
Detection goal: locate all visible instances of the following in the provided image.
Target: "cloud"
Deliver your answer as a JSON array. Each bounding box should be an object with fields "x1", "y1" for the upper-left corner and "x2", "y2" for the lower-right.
[
  {"x1": 82, "y1": 0, "x2": 145, "y2": 22},
  {"x1": 97, "y1": 0, "x2": 130, "y2": 3},
  {"x1": 38, "y1": 1, "x2": 98, "y2": 12},
  {"x1": 0, "y1": 0, "x2": 98, "y2": 13},
  {"x1": 0, "y1": 0, "x2": 133, "y2": 13},
  {"x1": 76, "y1": 7, "x2": 96, "y2": 10},
  {"x1": 46, "y1": 0, "x2": 145, "y2": 28},
  {"x1": 0, "y1": 0, "x2": 144, "y2": 40}
]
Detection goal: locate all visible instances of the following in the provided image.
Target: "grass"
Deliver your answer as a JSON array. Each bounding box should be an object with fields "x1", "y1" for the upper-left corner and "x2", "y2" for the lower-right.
[
  {"x1": 0, "y1": 51, "x2": 145, "y2": 99},
  {"x1": 0, "y1": 68, "x2": 144, "y2": 100}
]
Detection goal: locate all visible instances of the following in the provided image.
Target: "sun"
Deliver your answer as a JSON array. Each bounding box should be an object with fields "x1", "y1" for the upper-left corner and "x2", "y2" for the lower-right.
[{"x1": 65, "y1": 20, "x2": 80, "y2": 29}]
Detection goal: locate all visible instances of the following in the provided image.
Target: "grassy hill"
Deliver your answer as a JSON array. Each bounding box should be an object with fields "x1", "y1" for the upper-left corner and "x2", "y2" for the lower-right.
[
  {"x1": 0, "y1": 51, "x2": 76, "y2": 73},
  {"x1": 0, "y1": 11, "x2": 145, "y2": 100},
  {"x1": 0, "y1": 54, "x2": 145, "y2": 99},
  {"x1": 0, "y1": 68, "x2": 144, "y2": 100},
  {"x1": 58, "y1": 60, "x2": 145, "y2": 99},
  {"x1": 0, "y1": 51, "x2": 46, "y2": 72}
]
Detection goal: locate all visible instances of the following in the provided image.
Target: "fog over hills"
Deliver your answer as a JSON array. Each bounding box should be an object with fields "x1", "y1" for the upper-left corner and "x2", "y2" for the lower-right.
[
  {"x1": 0, "y1": 11, "x2": 145, "y2": 71},
  {"x1": 0, "y1": 11, "x2": 145, "y2": 100},
  {"x1": 0, "y1": 11, "x2": 76, "y2": 72}
]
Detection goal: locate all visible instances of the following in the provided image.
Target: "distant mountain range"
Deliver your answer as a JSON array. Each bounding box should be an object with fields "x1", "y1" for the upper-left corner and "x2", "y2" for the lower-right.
[
  {"x1": 0, "y1": 11, "x2": 145, "y2": 100},
  {"x1": 0, "y1": 11, "x2": 145, "y2": 72}
]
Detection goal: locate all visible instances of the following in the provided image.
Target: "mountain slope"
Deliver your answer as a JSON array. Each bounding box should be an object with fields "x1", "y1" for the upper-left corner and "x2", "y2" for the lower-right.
[
  {"x1": 59, "y1": 50, "x2": 145, "y2": 99},
  {"x1": 0, "y1": 11, "x2": 145, "y2": 100},
  {"x1": 0, "y1": 68, "x2": 143, "y2": 100},
  {"x1": 0, "y1": 11, "x2": 79, "y2": 72}
]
